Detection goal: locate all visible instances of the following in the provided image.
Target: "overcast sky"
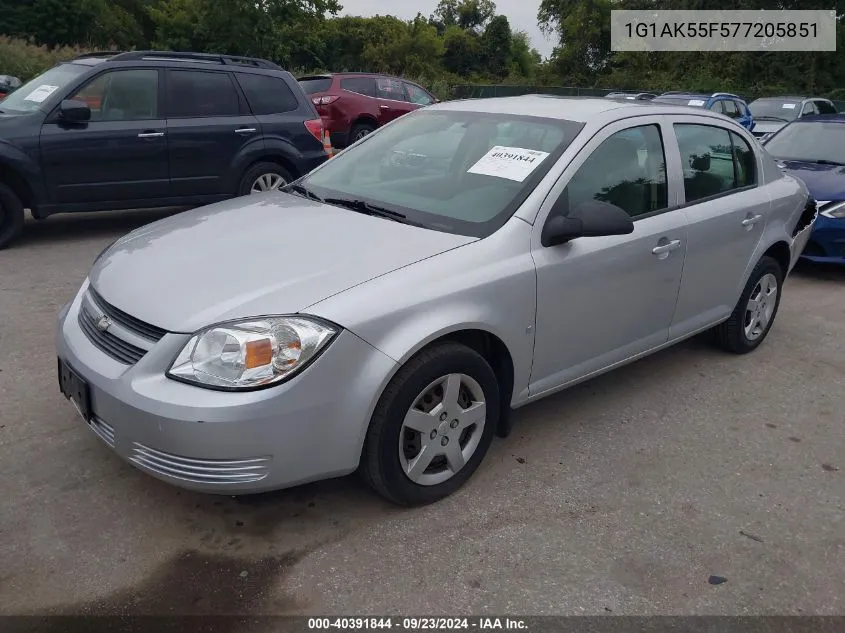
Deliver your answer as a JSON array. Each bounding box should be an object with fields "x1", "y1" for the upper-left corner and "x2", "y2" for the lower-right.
[{"x1": 338, "y1": 0, "x2": 556, "y2": 58}]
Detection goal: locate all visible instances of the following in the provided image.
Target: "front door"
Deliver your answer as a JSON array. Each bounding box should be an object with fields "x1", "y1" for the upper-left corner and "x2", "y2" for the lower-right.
[
  {"x1": 164, "y1": 69, "x2": 262, "y2": 196},
  {"x1": 530, "y1": 119, "x2": 688, "y2": 396},
  {"x1": 39, "y1": 68, "x2": 169, "y2": 204},
  {"x1": 667, "y1": 120, "x2": 768, "y2": 337},
  {"x1": 375, "y1": 77, "x2": 413, "y2": 125}
]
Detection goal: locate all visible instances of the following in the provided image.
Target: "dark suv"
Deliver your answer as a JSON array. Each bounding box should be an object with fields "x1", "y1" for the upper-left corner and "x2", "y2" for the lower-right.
[
  {"x1": 298, "y1": 73, "x2": 437, "y2": 148},
  {"x1": 0, "y1": 51, "x2": 329, "y2": 249}
]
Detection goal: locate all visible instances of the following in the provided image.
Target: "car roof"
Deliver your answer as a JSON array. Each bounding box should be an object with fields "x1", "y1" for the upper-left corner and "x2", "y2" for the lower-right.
[
  {"x1": 753, "y1": 95, "x2": 809, "y2": 101},
  {"x1": 429, "y1": 94, "x2": 734, "y2": 124}
]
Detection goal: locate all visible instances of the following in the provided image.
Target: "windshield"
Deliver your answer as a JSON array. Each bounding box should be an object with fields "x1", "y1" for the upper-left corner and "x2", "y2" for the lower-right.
[
  {"x1": 764, "y1": 121, "x2": 845, "y2": 163},
  {"x1": 653, "y1": 96, "x2": 707, "y2": 107},
  {"x1": 298, "y1": 78, "x2": 332, "y2": 94},
  {"x1": 749, "y1": 99, "x2": 799, "y2": 122},
  {"x1": 0, "y1": 63, "x2": 88, "y2": 113},
  {"x1": 299, "y1": 109, "x2": 584, "y2": 237}
]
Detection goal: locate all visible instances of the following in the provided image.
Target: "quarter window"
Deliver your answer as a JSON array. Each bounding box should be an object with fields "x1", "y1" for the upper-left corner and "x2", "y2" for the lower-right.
[
  {"x1": 564, "y1": 124, "x2": 668, "y2": 218},
  {"x1": 236, "y1": 73, "x2": 298, "y2": 114},
  {"x1": 674, "y1": 124, "x2": 756, "y2": 203},
  {"x1": 70, "y1": 69, "x2": 158, "y2": 121},
  {"x1": 166, "y1": 70, "x2": 239, "y2": 118}
]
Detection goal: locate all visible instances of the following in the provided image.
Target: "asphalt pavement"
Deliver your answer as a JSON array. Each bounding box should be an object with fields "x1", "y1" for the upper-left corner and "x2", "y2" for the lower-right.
[{"x1": 0, "y1": 210, "x2": 843, "y2": 617}]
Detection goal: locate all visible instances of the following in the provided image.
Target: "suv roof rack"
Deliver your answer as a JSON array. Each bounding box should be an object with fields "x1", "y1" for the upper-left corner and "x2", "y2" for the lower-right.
[
  {"x1": 109, "y1": 51, "x2": 282, "y2": 70},
  {"x1": 711, "y1": 92, "x2": 741, "y2": 99},
  {"x1": 72, "y1": 51, "x2": 126, "y2": 60}
]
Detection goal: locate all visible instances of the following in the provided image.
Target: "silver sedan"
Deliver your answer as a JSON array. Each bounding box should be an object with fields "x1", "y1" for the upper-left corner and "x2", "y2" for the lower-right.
[{"x1": 56, "y1": 96, "x2": 817, "y2": 505}]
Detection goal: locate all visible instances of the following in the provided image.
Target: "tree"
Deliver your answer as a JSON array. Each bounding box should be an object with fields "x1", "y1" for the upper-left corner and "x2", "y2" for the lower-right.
[
  {"x1": 480, "y1": 14, "x2": 511, "y2": 78},
  {"x1": 538, "y1": 0, "x2": 613, "y2": 83},
  {"x1": 430, "y1": 0, "x2": 496, "y2": 34}
]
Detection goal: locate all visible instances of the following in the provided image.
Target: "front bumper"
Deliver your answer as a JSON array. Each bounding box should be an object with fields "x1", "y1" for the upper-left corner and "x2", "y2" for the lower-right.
[
  {"x1": 55, "y1": 282, "x2": 397, "y2": 494},
  {"x1": 800, "y1": 215, "x2": 845, "y2": 264}
]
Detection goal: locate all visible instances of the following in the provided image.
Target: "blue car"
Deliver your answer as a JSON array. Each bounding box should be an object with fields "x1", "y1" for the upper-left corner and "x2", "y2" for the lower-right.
[
  {"x1": 653, "y1": 92, "x2": 756, "y2": 132},
  {"x1": 763, "y1": 114, "x2": 845, "y2": 265}
]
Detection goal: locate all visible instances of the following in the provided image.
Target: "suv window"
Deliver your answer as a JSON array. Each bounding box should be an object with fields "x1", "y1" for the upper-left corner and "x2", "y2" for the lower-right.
[
  {"x1": 340, "y1": 77, "x2": 376, "y2": 98},
  {"x1": 722, "y1": 100, "x2": 739, "y2": 118},
  {"x1": 565, "y1": 124, "x2": 668, "y2": 218},
  {"x1": 815, "y1": 100, "x2": 836, "y2": 115},
  {"x1": 236, "y1": 73, "x2": 298, "y2": 114},
  {"x1": 674, "y1": 124, "x2": 755, "y2": 202},
  {"x1": 167, "y1": 70, "x2": 239, "y2": 118},
  {"x1": 801, "y1": 101, "x2": 818, "y2": 117},
  {"x1": 376, "y1": 77, "x2": 406, "y2": 101},
  {"x1": 709, "y1": 100, "x2": 725, "y2": 114},
  {"x1": 299, "y1": 77, "x2": 333, "y2": 94},
  {"x1": 404, "y1": 82, "x2": 434, "y2": 106},
  {"x1": 70, "y1": 69, "x2": 158, "y2": 121}
]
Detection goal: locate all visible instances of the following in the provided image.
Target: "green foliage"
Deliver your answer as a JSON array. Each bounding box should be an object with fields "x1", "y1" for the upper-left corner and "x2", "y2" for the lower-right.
[{"x1": 0, "y1": 36, "x2": 86, "y2": 81}]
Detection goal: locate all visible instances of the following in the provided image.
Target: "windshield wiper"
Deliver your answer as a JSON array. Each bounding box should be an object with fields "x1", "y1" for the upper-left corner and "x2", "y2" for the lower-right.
[
  {"x1": 323, "y1": 197, "x2": 419, "y2": 226},
  {"x1": 754, "y1": 115, "x2": 789, "y2": 122},
  {"x1": 812, "y1": 159, "x2": 845, "y2": 167},
  {"x1": 284, "y1": 183, "x2": 323, "y2": 202}
]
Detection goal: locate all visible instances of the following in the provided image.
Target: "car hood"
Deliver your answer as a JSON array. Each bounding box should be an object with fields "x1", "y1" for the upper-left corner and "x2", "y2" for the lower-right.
[
  {"x1": 90, "y1": 193, "x2": 475, "y2": 332},
  {"x1": 778, "y1": 160, "x2": 845, "y2": 201}
]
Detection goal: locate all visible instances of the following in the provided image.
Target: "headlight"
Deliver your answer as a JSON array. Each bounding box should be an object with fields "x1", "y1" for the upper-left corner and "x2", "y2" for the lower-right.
[
  {"x1": 820, "y1": 201, "x2": 845, "y2": 219},
  {"x1": 167, "y1": 316, "x2": 338, "y2": 390}
]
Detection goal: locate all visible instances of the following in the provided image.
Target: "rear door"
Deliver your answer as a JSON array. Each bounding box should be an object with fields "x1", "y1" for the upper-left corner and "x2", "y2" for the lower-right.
[
  {"x1": 39, "y1": 68, "x2": 169, "y2": 204},
  {"x1": 164, "y1": 69, "x2": 262, "y2": 196},
  {"x1": 375, "y1": 77, "x2": 413, "y2": 125},
  {"x1": 667, "y1": 119, "x2": 767, "y2": 337}
]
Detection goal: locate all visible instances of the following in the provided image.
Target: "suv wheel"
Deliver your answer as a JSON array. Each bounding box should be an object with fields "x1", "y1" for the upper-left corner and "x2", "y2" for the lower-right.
[
  {"x1": 239, "y1": 162, "x2": 293, "y2": 196},
  {"x1": 350, "y1": 122, "x2": 375, "y2": 143},
  {"x1": 0, "y1": 183, "x2": 25, "y2": 250}
]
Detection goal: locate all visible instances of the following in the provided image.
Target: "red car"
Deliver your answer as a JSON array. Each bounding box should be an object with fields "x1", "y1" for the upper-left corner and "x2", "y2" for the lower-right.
[{"x1": 298, "y1": 73, "x2": 437, "y2": 148}]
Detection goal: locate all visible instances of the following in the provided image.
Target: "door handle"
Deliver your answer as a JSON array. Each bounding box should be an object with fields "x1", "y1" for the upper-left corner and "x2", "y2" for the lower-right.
[
  {"x1": 235, "y1": 127, "x2": 257, "y2": 134},
  {"x1": 379, "y1": 105, "x2": 389, "y2": 110},
  {"x1": 137, "y1": 131, "x2": 164, "y2": 138},
  {"x1": 741, "y1": 213, "x2": 763, "y2": 228},
  {"x1": 652, "y1": 239, "x2": 682, "y2": 256}
]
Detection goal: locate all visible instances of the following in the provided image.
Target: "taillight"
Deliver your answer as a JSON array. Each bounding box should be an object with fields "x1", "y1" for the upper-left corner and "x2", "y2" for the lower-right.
[
  {"x1": 312, "y1": 95, "x2": 340, "y2": 106},
  {"x1": 304, "y1": 119, "x2": 324, "y2": 142}
]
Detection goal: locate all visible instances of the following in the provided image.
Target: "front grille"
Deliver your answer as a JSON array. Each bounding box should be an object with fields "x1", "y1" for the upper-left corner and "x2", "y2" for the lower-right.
[
  {"x1": 130, "y1": 443, "x2": 271, "y2": 485},
  {"x1": 89, "y1": 287, "x2": 166, "y2": 342},
  {"x1": 78, "y1": 303, "x2": 147, "y2": 365}
]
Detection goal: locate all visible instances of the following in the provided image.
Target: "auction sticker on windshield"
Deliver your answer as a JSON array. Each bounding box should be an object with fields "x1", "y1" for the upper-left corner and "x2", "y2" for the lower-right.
[
  {"x1": 783, "y1": 103, "x2": 797, "y2": 109},
  {"x1": 688, "y1": 99, "x2": 706, "y2": 106},
  {"x1": 23, "y1": 85, "x2": 59, "y2": 103},
  {"x1": 467, "y1": 146, "x2": 550, "y2": 182}
]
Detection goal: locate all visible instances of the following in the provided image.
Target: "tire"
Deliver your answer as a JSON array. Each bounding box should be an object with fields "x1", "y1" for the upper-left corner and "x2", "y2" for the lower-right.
[
  {"x1": 0, "y1": 182, "x2": 25, "y2": 250},
  {"x1": 350, "y1": 122, "x2": 375, "y2": 144},
  {"x1": 238, "y1": 162, "x2": 293, "y2": 196},
  {"x1": 713, "y1": 256, "x2": 784, "y2": 354},
  {"x1": 360, "y1": 342, "x2": 500, "y2": 506}
]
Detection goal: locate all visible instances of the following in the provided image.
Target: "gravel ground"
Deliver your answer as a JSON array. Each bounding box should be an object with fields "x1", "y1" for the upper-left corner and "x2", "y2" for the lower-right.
[{"x1": 0, "y1": 210, "x2": 843, "y2": 617}]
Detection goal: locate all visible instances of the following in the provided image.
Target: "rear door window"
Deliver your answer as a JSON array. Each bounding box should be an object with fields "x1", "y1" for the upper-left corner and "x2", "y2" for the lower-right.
[
  {"x1": 674, "y1": 124, "x2": 748, "y2": 203},
  {"x1": 722, "y1": 100, "x2": 739, "y2": 118},
  {"x1": 298, "y1": 77, "x2": 332, "y2": 95},
  {"x1": 236, "y1": 73, "x2": 299, "y2": 114},
  {"x1": 340, "y1": 77, "x2": 376, "y2": 97},
  {"x1": 166, "y1": 70, "x2": 239, "y2": 118}
]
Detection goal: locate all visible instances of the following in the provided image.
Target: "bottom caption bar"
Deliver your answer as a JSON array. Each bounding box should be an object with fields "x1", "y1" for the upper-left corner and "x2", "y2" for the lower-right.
[{"x1": 1, "y1": 616, "x2": 843, "y2": 633}]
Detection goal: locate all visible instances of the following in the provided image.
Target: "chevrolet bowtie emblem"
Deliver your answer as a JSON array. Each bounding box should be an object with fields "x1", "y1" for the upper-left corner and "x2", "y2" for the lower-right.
[{"x1": 96, "y1": 315, "x2": 112, "y2": 332}]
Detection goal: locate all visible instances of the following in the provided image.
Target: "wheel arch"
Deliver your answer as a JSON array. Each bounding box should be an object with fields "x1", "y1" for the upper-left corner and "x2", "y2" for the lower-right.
[
  {"x1": 0, "y1": 158, "x2": 39, "y2": 213},
  {"x1": 352, "y1": 115, "x2": 378, "y2": 131}
]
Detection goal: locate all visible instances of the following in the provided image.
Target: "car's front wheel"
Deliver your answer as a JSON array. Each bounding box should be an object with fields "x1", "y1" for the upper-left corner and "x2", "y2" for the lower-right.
[
  {"x1": 360, "y1": 342, "x2": 500, "y2": 506},
  {"x1": 238, "y1": 162, "x2": 293, "y2": 196},
  {"x1": 713, "y1": 255, "x2": 783, "y2": 354}
]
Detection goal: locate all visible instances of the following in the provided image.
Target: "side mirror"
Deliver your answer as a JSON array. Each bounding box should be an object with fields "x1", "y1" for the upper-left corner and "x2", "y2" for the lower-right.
[
  {"x1": 59, "y1": 99, "x2": 91, "y2": 123},
  {"x1": 541, "y1": 199, "x2": 634, "y2": 247}
]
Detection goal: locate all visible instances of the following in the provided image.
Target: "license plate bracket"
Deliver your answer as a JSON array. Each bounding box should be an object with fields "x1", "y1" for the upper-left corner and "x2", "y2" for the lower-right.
[{"x1": 58, "y1": 358, "x2": 92, "y2": 422}]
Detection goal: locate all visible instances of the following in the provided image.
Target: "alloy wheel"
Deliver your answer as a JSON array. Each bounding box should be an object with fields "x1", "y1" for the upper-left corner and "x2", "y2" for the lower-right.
[
  {"x1": 744, "y1": 273, "x2": 778, "y2": 341},
  {"x1": 250, "y1": 173, "x2": 287, "y2": 194}
]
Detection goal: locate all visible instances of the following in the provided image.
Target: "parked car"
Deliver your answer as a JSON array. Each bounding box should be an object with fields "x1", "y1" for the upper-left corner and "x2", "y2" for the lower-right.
[
  {"x1": 57, "y1": 96, "x2": 816, "y2": 505},
  {"x1": 763, "y1": 114, "x2": 845, "y2": 265},
  {"x1": 0, "y1": 51, "x2": 330, "y2": 250},
  {"x1": 604, "y1": 92, "x2": 656, "y2": 101},
  {"x1": 748, "y1": 95, "x2": 837, "y2": 140},
  {"x1": 0, "y1": 75, "x2": 21, "y2": 98},
  {"x1": 652, "y1": 92, "x2": 756, "y2": 132},
  {"x1": 298, "y1": 73, "x2": 437, "y2": 148}
]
